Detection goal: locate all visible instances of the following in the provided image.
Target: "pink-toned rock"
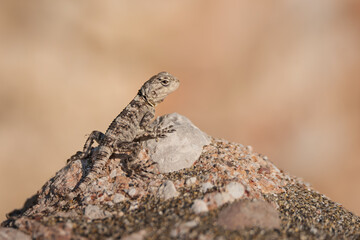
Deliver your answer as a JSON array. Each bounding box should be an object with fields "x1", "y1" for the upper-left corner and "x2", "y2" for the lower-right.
[
  {"x1": 157, "y1": 180, "x2": 179, "y2": 200},
  {"x1": 170, "y1": 220, "x2": 198, "y2": 237},
  {"x1": 0, "y1": 227, "x2": 30, "y2": 240},
  {"x1": 84, "y1": 205, "x2": 111, "y2": 220},
  {"x1": 2, "y1": 114, "x2": 356, "y2": 239},
  {"x1": 121, "y1": 230, "x2": 147, "y2": 240},
  {"x1": 217, "y1": 199, "x2": 281, "y2": 230},
  {"x1": 213, "y1": 192, "x2": 233, "y2": 207},
  {"x1": 201, "y1": 182, "x2": 214, "y2": 193},
  {"x1": 225, "y1": 182, "x2": 245, "y2": 199},
  {"x1": 191, "y1": 199, "x2": 208, "y2": 214},
  {"x1": 14, "y1": 217, "x2": 81, "y2": 240}
]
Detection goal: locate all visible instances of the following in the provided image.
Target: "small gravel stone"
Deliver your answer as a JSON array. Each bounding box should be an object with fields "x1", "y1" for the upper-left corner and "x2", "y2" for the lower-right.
[
  {"x1": 128, "y1": 188, "x2": 137, "y2": 197},
  {"x1": 217, "y1": 199, "x2": 281, "y2": 230},
  {"x1": 0, "y1": 227, "x2": 31, "y2": 240},
  {"x1": 158, "y1": 180, "x2": 179, "y2": 200},
  {"x1": 185, "y1": 177, "x2": 197, "y2": 186},
  {"x1": 246, "y1": 145, "x2": 253, "y2": 152},
  {"x1": 113, "y1": 193, "x2": 125, "y2": 203},
  {"x1": 183, "y1": 220, "x2": 198, "y2": 228},
  {"x1": 226, "y1": 182, "x2": 245, "y2": 199},
  {"x1": 201, "y1": 182, "x2": 214, "y2": 193},
  {"x1": 213, "y1": 192, "x2": 233, "y2": 207},
  {"x1": 191, "y1": 199, "x2": 209, "y2": 214},
  {"x1": 121, "y1": 230, "x2": 147, "y2": 240},
  {"x1": 84, "y1": 205, "x2": 110, "y2": 220},
  {"x1": 129, "y1": 202, "x2": 139, "y2": 211},
  {"x1": 54, "y1": 210, "x2": 78, "y2": 218},
  {"x1": 170, "y1": 220, "x2": 199, "y2": 237}
]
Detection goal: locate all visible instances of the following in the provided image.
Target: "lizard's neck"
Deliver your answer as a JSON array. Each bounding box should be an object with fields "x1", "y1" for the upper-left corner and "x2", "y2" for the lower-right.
[{"x1": 137, "y1": 89, "x2": 156, "y2": 108}]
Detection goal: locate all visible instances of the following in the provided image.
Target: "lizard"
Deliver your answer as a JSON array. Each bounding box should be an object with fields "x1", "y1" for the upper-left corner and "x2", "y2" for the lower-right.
[{"x1": 67, "y1": 72, "x2": 180, "y2": 200}]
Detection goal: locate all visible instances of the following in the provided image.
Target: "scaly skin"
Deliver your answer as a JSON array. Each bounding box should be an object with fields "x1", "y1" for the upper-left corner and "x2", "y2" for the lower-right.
[{"x1": 67, "y1": 72, "x2": 180, "y2": 199}]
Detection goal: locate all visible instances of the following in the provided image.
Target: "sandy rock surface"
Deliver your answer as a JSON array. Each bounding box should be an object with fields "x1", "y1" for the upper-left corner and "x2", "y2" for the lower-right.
[{"x1": 1, "y1": 114, "x2": 359, "y2": 239}]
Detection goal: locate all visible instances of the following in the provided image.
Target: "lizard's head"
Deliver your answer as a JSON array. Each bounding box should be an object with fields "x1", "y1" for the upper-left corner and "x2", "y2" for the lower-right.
[{"x1": 140, "y1": 72, "x2": 180, "y2": 106}]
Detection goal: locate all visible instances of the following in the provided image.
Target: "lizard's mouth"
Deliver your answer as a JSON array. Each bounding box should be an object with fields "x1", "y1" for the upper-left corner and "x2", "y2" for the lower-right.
[{"x1": 173, "y1": 78, "x2": 180, "y2": 90}]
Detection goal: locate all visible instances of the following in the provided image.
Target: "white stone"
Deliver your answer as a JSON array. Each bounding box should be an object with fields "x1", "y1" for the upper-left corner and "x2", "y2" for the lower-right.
[
  {"x1": 158, "y1": 180, "x2": 179, "y2": 200},
  {"x1": 55, "y1": 210, "x2": 78, "y2": 218},
  {"x1": 183, "y1": 220, "x2": 198, "y2": 228},
  {"x1": 226, "y1": 182, "x2": 245, "y2": 199},
  {"x1": 201, "y1": 182, "x2": 214, "y2": 193},
  {"x1": 213, "y1": 192, "x2": 233, "y2": 207},
  {"x1": 0, "y1": 227, "x2": 31, "y2": 240},
  {"x1": 84, "y1": 205, "x2": 110, "y2": 219},
  {"x1": 128, "y1": 188, "x2": 137, "y2": 197},
  {"x1": 121, "y1": 230, "x2": 147, "y2": 240},
  {"x1": 246, "y1": 145, "x2": 253, "y2": 152},
  {"x1": 191, "y1": 199, "x2": 208, "y2": 214},
  {"x1": 185, "y1": 177, "x2": 197, "y2": 186},
  {"x1": 143, "y1": 113, "x2": 211, "y2": 173},
  {"x1": 170, "y1": 220, "x2": 199, "y2": 237},
  {"x1": 113, "y1": 193, "x2": 125, "y2": 203},
  {"x1": 130, "y1": 202, "x2": 139, "y2": 211}
]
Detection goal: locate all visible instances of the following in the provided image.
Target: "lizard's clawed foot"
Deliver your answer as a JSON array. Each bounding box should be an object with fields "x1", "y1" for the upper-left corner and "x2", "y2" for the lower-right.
[
  {"x1": 154, "y1": 124, "x2": 176, "y2": 140},
  {"x1": 126, "y1": 161, "x2": 157, "y2": 179}
]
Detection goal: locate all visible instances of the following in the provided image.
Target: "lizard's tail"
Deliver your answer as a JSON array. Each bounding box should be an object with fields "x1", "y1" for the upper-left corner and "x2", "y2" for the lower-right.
[{"x1": 67, "y1": 146, "x2": 112, "y2": 200}]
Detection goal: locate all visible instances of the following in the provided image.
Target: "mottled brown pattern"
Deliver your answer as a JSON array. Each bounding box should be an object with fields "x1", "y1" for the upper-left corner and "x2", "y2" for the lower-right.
[{"x1": 67, "y1": 72, "x2": 179, "y2": 199}]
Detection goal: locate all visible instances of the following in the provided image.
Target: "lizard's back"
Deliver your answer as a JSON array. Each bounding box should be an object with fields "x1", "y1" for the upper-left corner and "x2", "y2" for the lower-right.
[{"x1": 67, "y1": 72, "x2": 179, "y2": 200}]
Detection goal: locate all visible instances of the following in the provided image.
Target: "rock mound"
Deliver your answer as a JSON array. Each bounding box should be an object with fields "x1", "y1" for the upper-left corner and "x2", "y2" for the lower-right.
[{"x1": 1, "y1": 113, "x2": 359, "y2": 239}]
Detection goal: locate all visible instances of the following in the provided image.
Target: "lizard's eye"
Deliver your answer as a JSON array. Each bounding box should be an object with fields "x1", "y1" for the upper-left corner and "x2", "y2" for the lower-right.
[{"x1": 160, "y1": 79, "x2": 170, "y2": 86}]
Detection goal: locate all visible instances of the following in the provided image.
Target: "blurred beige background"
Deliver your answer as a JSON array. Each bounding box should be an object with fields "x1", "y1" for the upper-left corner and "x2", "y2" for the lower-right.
[{"x1": 1, "y1": 0, "x2": 360, "y2": 221}]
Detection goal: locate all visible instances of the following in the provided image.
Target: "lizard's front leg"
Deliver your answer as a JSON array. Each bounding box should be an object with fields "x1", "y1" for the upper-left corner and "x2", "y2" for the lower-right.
[
  {"x1": 135, "y1": 112, "x2": 175, "y2": 141},
  {"x1": 67, "y1": 130, "x2": 105, "y2": 163}
]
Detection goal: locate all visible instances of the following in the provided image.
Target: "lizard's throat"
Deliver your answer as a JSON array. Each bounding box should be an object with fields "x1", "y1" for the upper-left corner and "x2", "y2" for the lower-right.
[{"x1": 138, "y1": 90, "x2": 155, "y2": 107}]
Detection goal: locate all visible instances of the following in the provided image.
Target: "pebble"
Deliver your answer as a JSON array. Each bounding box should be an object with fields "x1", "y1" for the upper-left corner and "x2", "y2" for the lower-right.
[
  {"x1": 217, "y1": 199, "x2": 280, "y2": 230},
  {"x1": 191, "y1": 199, "x2": 209, "y2": 214},
  {"x1": 121, "y1": 230, "x2": 147, "y2": 240},
  {"x1": 158, "y1": 180, "x2": 179, "y2": 200},
  {"x1": 213, "y1": 192, "x2": 233, "y2": 207},
  {"x1": 84, "y1": 205, "x2": 110, "y2": 220},
  {"x1": 0, "y1": 227, "x2": 31, "y2": 240},
  {"x1": 129, "y1": 202, "x2": 139, "y2": 211},
  {"x1": 143, "y1": 113, "x2": 211, "y2": 173},
  {"x1": 246, "y1": 145, "x2": 253, "y2": 152},
  {"x1": 226, "y1": 182, "x2": 245, "y2": 199},
  {"x1": 113, "y1": 193, "x2": 125, "y2": 203},
  {"x1": 185, "y1": 177, "x2": 197, "y2": 186},
  {"x1": 54, "y1": 210, "x2": 78, "y2": 218},
  {"x1": 170, "y1": 220, "x2": 199, "y2": 237},
  {"x1": 201, "y1": 182, "x2": 214, "y2": 193},
  {"x1": 128, "y1": 188, "x2": 137, "y2": 198}
]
